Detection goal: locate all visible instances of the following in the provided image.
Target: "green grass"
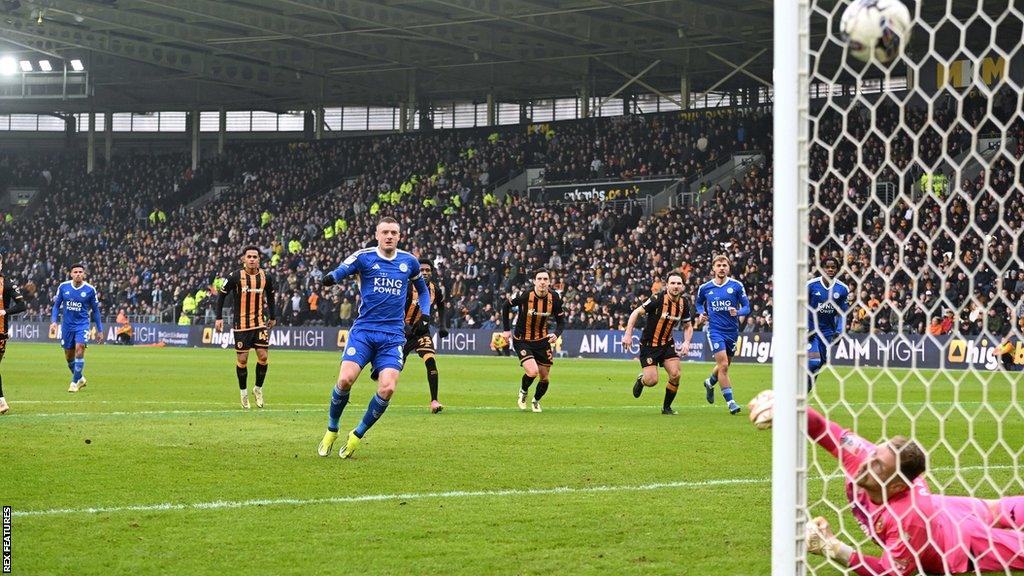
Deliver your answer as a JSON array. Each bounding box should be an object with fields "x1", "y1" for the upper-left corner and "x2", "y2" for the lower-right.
[{"x1": 1, "y1": 344, "x2": 1021, "y2": 575}]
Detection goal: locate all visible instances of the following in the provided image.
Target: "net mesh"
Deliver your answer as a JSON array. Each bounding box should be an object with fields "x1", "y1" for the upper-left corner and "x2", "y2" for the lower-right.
[{"x1": 803, "y1": 0, "x2": 1024, "y2": 573}]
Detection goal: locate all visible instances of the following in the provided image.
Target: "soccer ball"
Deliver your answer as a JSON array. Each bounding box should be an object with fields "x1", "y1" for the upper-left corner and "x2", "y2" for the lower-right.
[
  {"x1": 839, "y1": 0, "x2": 912, "y2": 64},
  {"x1": 747, "y1": 389, "x2": 774, "y2": 430}
]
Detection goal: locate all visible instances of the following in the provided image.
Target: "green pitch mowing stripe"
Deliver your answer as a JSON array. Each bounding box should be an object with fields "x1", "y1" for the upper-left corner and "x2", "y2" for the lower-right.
[{"x1": 2, "y1": 343, "x2": 1021, "y2": 575}]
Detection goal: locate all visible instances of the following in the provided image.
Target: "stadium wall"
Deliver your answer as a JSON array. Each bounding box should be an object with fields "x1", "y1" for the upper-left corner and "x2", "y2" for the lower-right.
[{"x1": 7, "y1": 322, "x2": 1018, "y2": 371}]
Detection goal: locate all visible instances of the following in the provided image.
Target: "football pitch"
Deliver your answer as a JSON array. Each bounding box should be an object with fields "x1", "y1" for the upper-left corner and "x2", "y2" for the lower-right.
[{"x1": 2, "y1": 344, "x2": 1021, "y2": 575}]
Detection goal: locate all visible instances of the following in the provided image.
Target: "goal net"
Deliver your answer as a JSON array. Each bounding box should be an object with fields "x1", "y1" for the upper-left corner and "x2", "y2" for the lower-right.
[{"x1": 777, "y1": 0, "x2": 1024, "y2": 574}]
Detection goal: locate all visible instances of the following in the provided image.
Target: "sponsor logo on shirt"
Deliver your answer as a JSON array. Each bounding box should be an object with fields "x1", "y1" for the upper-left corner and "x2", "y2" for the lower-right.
[{"x1": 371, "y1": 277, "x2": 404, "y2": 296}]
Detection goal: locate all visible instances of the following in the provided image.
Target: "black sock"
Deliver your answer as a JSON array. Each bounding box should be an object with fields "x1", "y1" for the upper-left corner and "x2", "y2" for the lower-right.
[
  {"x1": 236, "y1": 365, "x2": 248, "y2": 390},
  {"x1": 664, "y1": 381, "x2": 678, "y2": 409},
  {"x1": 1002, "y1": 352, "x2": 1015, "y2": 371},
  {"x1": 424, "y1": 357, "x2": 439, "y2": 401},
  {"x1": 255, "y1": 362, "x2": 268, "y2": 388},
  {"x1": 0, "y1": 373, "x2": 4, "y2": 397},
  {"x1": 534, "y1": 380, "x2": 549, "y2": 401},
  {"x1": 521, "y1": 374, "x2": 535, "y2": 392}
]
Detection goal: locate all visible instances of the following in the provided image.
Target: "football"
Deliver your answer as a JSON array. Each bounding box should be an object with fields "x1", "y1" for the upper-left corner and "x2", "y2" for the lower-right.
[
  {"x1": 748, "y1": 389, "x2": 775, "y2": 430},
  {"x1": 839, "y1": 0, "x2": 912, "y2": 63}
]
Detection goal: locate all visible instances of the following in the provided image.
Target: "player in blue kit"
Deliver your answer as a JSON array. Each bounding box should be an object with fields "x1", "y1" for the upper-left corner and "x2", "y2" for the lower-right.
[
  {"x1": 50, "y1": 263, "x2": 104, "y2": 393},
  {"x1": 316, "y1": 217, "x2": 431, "y2": 459},
  {"x1": 695, "y1": 255, "x2": 749, "y2": 414},
  {"x1": 807, "y1": 256, "x2": 850, "y2": 391}
]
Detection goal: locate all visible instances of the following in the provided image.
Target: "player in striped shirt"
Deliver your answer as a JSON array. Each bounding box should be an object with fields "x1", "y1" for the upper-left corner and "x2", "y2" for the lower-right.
[{"x1": 622, "y1": 274, "x2": 694, "y2": 414}]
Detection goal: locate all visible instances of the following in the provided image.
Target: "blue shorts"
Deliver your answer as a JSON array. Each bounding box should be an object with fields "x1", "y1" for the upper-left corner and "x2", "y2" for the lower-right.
[
  {"x1": 808, "y1": 334, "x2": 831, "y2": 373},
  {"x1": 61, "y1": 325, "x2": 91, "y2": 350},
  {"x1": 342, "y1": 328, "x2": 406, "y2": 373},
  {"x1": 707, "y1": 332, "x2": 737, "y2": 358}
]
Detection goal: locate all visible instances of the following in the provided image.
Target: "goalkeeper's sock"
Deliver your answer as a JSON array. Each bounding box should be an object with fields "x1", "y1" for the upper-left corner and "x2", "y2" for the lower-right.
[
  {"x1": 353, "y1": 393, "x2": 390, "y2": 438},
  {"x1": 327, "y1": 387, "x2": 350, "y2": 433},
  {"x1": 722, "y1": 386, "x2": 734, "y2": 403}
]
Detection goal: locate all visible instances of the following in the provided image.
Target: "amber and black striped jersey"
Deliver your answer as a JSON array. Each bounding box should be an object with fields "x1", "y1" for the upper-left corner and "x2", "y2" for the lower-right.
[
  {"x1": 405, "y1": 279, "x2": 445, "y2": 327},
  {"x1": 0, "y1": 275, "x2": 27, "y2": 335},
  {"x1": 215, "y1": 268, "x2": 277, "y2": 330},
  {"x1": 502, "y1": 289, "x2": 565, "y2": 341},
  {"x1": 639, "y1": 292, "x2": 693, "y2": 347}
]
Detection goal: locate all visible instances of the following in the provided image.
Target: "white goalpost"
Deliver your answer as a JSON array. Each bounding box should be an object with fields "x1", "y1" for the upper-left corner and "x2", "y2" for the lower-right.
[
  {"x1": 776, "y1": 0, "x2": 1024, "y2": 575},
  {"x1": 772, "y1": 0, "x2": 809, "y2": 573}
]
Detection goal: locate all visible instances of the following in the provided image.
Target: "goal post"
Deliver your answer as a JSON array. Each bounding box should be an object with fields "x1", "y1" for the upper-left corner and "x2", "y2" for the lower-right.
[{"x1": 772, "y1": 0, "x2": 809, "y2": 574}]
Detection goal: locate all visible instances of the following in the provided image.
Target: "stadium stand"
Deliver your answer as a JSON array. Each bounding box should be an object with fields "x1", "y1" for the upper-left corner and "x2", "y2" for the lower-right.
[{"x1": 1, "y1": 99, "x2": 1020, "y2": 336}]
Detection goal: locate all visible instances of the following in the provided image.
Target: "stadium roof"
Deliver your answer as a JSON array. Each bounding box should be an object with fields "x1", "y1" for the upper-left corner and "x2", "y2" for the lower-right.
[{"x1": 0, "y1": 0, "x2": 774, "y2": 113}]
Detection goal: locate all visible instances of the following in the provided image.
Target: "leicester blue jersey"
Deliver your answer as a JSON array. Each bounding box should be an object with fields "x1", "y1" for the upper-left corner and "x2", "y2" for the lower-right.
[
  {"x1": 695, "y1": 278, "x2": 750, "y2": 338},
  {"x1": 807, "y1": 277, "x2": 850, "y2": 341},
  {"x1": 51, "y1": 281, "x2": 103, "y2": 331},
  {"x1": 327, "y1": 248, "x2": 429, "y2": 336}
]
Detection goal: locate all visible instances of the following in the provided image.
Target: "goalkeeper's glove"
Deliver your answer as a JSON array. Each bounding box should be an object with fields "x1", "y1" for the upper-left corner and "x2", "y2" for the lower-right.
[{"x1": 806, "y1": 517, "x2": 853, "y2": 563}]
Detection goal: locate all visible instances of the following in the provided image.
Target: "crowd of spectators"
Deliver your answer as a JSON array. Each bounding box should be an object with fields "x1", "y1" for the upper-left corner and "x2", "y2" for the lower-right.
[{"x1": 0, "y1": 93, "x2": 1020, "y2": 340}]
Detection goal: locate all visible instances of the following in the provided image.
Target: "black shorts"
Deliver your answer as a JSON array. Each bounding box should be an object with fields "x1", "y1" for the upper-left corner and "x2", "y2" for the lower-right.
[
  {"x1": 513, "y1": 338, "x2": 553, "y2": 367},
  {"x1": 234, "y1": 328, "x2": 269, "y2": 351},
  {"x1": 403, "y1": 327, "x2": 436, "y2": 359},
  {"x1": 638, "y1": 344, "x2": 678, "y2": 368}
]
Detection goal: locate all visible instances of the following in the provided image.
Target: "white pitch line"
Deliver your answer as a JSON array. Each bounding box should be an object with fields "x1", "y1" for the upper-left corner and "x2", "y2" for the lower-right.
[
  {"x1": 3, "y1": 405, "x2": 709, "y2": 418},
  {"x1": 5, "y1": 400, "x2": 1013, "y2": 419},
  {"x1": 12, "y1": 477, "x2": 767, "y2": 518},
  {"x1": 11, "y1": 464, "x2": 1018, "y2": 518}
]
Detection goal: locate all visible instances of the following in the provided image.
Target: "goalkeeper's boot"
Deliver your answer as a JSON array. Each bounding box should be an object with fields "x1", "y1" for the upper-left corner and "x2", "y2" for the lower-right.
[
  {"x1": 632, "y1": 374, "x2": 644, "y2": 398},
  {"x1": 317, "y1": 430, "x2": 338, "y2": 457},
  {"x1": 339, "y1": 430, "x2": 361, "y2": 459},
  {"x1": 703, "y1": 378, "x2": 715, "y2": 404}
]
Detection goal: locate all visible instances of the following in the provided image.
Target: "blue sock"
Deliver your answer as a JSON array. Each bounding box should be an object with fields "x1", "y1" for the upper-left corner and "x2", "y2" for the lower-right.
[
  {"x1": 72, "y1": 359, "x2": 85, "y2": 382},
  {"x1": 708, "y1": 371, "x2": 719, "y2": 385},
  {"x1": 722, "y1": 387, "x2": 734, "y2": 403},
  {"x1": 809, "y1": 357, "x2": 823, "y2": 373},
  {"x1": 327, "y1": 388, "x2": 350, "y2": 433},
  {"x1": 67, "y1": 360, "x2": 75, "y2": 376},
  {"x1": 808, "y1": 358, "x2": 822, "y2": 392},
  {"x1": 353, "y1": 393, "x2": 390, "y2": 438}
]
